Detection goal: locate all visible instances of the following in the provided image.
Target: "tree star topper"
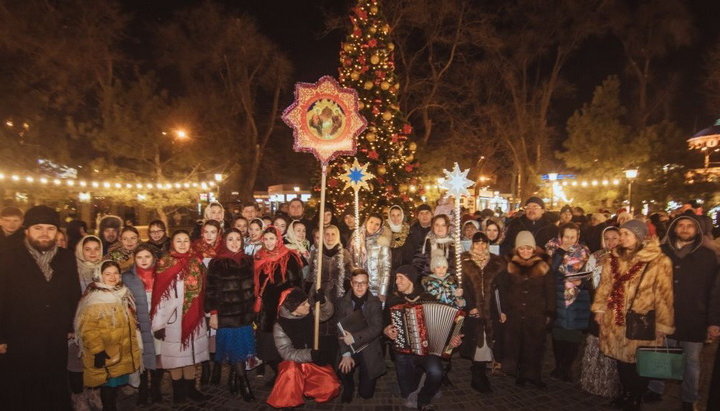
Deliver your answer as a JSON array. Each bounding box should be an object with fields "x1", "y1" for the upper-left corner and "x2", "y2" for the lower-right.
[
  {"x1": 340, "y1": 158, "x2": 375, "y2": 192},
  {"x1": 441, "y1": 163, "x2": 474, "y2": 196},
  {"x1": 282, "y1": 76, "x2": 367, "y2": 165}
]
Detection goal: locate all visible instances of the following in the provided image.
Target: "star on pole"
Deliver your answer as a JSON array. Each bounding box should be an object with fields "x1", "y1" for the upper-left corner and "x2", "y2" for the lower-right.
[
  {"x1": 340, "y1": 158, "x2": 375, "y2": 191},
  {"x1": 440, "y1": 162, "x2": 474, "y2": 197}
]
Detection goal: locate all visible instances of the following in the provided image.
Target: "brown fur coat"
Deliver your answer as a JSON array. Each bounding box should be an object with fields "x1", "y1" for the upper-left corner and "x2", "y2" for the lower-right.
[
  {"x1": 591, "y1": 239, "x2": 674, "y2": 363},
  {"x1": 459, "y1": 252, "x2": 505, "y2": 351}
]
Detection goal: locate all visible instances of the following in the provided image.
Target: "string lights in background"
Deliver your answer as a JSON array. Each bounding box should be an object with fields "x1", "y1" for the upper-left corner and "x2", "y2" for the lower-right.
[{"x1": 0, "y1": 170, "x2": 220, "y2": 192}]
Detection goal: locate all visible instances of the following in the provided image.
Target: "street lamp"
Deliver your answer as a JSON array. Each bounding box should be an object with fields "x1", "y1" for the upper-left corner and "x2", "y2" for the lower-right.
[
  {"x1": 624, "y1": 169, "x2": 638, "y2": 213},
  {"x1": 547, "y1": 173, "x2": 558, "y2": 209},
  {"x1": 174, "y1": 129, "x2": 188, "y2": 140}
]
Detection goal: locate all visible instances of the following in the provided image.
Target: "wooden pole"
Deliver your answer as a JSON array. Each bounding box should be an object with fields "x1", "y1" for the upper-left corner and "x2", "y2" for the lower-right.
[
  {"x1": 314, "y1": 164, "x2": 328, "y2": 350},
  {"x1": 454, "y1": 195, "x2": 463, "y2": 288}
]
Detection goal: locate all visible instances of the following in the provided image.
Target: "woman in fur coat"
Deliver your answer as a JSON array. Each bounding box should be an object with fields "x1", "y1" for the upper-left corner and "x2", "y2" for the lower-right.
[
  {"x1": 496, "y1": 231, "x2": 554, "y2": 389},
  {"x1": 459, "y1": 232, "x2": 505, "y2": 393},
  {"x1": 591, "y1": 220, "x2": 674, "y2": 409},
  {"x1": 74, "y1": 260, "x2": 141, "y2": 410},
  {"x1": 205, "y1": 229, "x2": 256, "y2": 401}
]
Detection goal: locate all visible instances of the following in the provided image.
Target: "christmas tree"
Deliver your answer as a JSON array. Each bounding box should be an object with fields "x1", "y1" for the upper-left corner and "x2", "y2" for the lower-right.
[{"x1": 327, "y1": 0, "x2": 420, "y2": 217}]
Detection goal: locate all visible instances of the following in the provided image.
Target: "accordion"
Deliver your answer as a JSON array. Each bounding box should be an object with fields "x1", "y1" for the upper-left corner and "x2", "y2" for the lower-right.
[{"x1": 389, "y1": 302, "x2": 465, "y2": 358}]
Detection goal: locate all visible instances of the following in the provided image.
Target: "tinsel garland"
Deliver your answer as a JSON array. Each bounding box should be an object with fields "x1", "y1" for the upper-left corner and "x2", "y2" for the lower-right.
[{"x1": 606, "y1": 254, "x2": 646, "y2": 326}]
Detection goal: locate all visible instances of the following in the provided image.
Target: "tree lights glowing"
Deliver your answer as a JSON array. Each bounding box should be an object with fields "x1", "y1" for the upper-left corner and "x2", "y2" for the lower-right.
[{"x1": 328, "y1": 0, "x2": 420, "y2": 216}]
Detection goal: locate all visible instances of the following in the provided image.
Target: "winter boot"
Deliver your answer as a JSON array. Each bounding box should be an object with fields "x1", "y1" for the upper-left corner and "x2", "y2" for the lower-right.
[
  {"x1": 200, "y1": 361, "x2": 211, "y2": 386},
  {"x1": 236, "y1": 362, "x2": 256, "y2": 402},
  {"x1": 210, "y1": 361, "x2": 222, "y2": 385},
  {"x1": 150, "y1": 369, "x2": 164, "y2": 403},
  {"x1": 99, "y1": 386, "x2": 118, "y2": 411},
  {"x1": 172, "y1": 379, "x2": 187, "y2": 404},
  {"x1": 137, "y1": 370, "x2": 150, "y2": 406},
  {"x1": 228, "y1": 364, "x2": 239, "y2": 396},
  {"x1": 471, "y1": 361, "x2": 492, "y2": 393},
  {"x1": 185, "y1": 378, "x2": 210, "y2": 402},
  {"x1": 70, "y1": 392, "x2": 90, "y2": 411},
  {"x1": 441, "y1": 359, "x2": 454, "y2": 387}
]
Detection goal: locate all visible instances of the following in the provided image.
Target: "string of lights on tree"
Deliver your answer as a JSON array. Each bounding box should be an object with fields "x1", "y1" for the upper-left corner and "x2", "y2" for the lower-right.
[{"x1": 327, "y1": 0, "x2": 420, "y2": 217}]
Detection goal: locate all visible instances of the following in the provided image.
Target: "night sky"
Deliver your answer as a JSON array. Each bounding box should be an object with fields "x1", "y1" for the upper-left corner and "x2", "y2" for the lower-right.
[{"x1": 120, "y1": 0, "x2": 720, "y2": 174}]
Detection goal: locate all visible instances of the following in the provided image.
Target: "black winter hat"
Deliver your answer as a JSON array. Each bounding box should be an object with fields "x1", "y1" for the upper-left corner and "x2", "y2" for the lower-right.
[
  {"x1": 416, "y1": 204, "x2": 432, "y2": 213},
  {"x1": 560, "y1": 205, "x2": 573, "y2": 214},
  {"x1": 394, "y1": 264, "x2": 418, "y2": 284},
  {"x1": 23, "y1": 205, "x2": 60, "y2": 228},
  {"x1": 525, "y1": 196, "x2": 545, "y2": 209},
  {"x1": 281, "y1": 287, "x2": 308, "y2": 313}
]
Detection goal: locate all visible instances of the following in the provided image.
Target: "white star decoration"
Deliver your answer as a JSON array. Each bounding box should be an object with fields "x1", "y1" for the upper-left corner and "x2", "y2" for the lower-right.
[
  {"x1": 440, "y1": 163, "x2": 474, "y2": 196},
  {"x1": 339, "y1": 158, "x2": 374, "y2": 192}
]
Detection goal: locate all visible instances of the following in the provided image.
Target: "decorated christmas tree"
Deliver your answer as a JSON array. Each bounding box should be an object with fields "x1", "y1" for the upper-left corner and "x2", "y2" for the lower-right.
[{"x1": 327, "y1": 0, "x2": 420, "y2": 217}]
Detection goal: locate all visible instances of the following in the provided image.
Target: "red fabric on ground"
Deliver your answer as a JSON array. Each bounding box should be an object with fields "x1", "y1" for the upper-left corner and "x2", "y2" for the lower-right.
[{"x1": 266, "y1": 361, "x2": 341, "y2": 408}]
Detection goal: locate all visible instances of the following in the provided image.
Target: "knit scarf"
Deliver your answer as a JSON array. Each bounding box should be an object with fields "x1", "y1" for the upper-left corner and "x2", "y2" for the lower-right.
[
  {"x1": 421, "y1": 231, "x2": 454, "y2": 256},
  {"x1": 151, "y1": 250, "x2": 206, "y2": 348},
  {"x1": 469, "y1": 249, "x2": 490, "y2": 270},
  {"x1": 277, "y1": 309, "x2": 314, "y2": 349},
  {"x1": 606, "y1": 253, "x2": 646, "y2": 326},
  {"x1": 25, "y1": 237, "x2": 58, "y2": 282},
  {"x1": 253, "y1": 227, "x2": 304, "y2": 302}
]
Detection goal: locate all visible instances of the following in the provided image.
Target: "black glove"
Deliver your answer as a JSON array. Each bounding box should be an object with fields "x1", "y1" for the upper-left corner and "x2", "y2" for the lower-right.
[
  {"x1": 316, "y1": 292, "x2": 326, "y2": 305},
  {"x1": 94, "y1": 351, "x2": 109, "y2": 368},
  {"x1": 311, "y1": 349, "x2": 332, "y2": 366},
  {"x1": 153, "y1": 328, "x2": 166, "y2": 340}
]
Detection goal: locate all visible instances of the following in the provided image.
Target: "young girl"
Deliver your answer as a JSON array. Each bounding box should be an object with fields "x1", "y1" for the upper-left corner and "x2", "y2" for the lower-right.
[
  {"x1": 122, "y1": 245, "x2": 164, "y2": 405},
  {"x1": 104, "y1": 226, "x2": 140, "y2": 272},
  {"x1": 422, "y1": 253, "x2": 465, "y2": 309},
  {"x1": 193, "y1": 220, "x2": 223, "y2": 265},
  {"x1": 205, "y1": 229, "x2": 257, "y2": 401},
  {"x1": 74, "y1": 260, "x2": 141, "y2": 411},
  {"x1": 244, "y1": 218, "x2": 265, "y2": 256},
  {"x1": 151, "y1": 231, "x2": 210, "y2": 404}
]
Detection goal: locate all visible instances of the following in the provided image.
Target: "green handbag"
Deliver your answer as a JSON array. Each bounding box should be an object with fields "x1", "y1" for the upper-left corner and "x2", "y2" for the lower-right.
[{"x1": 635, "y1": 343, "x2": 685, "y2": 380}]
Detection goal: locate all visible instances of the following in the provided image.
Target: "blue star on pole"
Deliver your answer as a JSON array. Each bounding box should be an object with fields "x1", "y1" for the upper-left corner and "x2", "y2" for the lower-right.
[
  {"x1": 340, "y1": 158, "x2": 375, "y2": 191},
  {"x1": 440, "y1": 163, "x2": 474, "y2": 196}
]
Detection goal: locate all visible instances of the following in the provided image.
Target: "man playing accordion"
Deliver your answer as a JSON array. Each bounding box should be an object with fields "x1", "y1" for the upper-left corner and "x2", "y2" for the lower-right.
[{"x1": 383, "y1": 265, "x2": 463, "y2": 411}]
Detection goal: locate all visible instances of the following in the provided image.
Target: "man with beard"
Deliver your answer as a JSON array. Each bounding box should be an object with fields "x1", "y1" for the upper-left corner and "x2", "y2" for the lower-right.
[
  {"x1": 0, "y1": 206, "x2": 81, "y2": 410},
  {"x1": 645, "y1": 216, "x2": 719, "y2": 410},
  {"x1": 401, "y1": 204, "x2": 433, "y2": 266},
  {"x1": 98, "y1": 214, "x2": 122, "y2": 252}
]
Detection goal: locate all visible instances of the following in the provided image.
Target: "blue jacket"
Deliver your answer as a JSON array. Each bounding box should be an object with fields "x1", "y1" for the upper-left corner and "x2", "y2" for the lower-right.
[
  {"x1": 122, "y1": 267, "x2": 157, "y2": 370},
  {"x1": 551, "y1": 249, "x2": 591, "y2": 330}
]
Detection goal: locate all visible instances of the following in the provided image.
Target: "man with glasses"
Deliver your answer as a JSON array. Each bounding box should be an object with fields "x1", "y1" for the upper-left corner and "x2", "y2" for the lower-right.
[
  {"x1": 501, "y1": 197, "x2": 553, "y2": 255},
  {"x1": 335, "y1": 269, "x2": 385, "y2": 403}
]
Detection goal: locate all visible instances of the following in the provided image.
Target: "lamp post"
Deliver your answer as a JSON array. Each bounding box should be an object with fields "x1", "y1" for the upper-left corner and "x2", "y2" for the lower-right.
[
  {"x1": 624, "y1": 169, "x2": 638, "y2": 213},
  {"x1": 547, "y1": 172, "x2": 558, "y2": 209}
]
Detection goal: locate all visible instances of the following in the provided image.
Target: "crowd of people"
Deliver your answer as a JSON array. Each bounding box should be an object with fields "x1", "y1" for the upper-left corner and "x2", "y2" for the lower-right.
[{"x1": 0, "y1": 196, "x2": 719, "y2": 411}]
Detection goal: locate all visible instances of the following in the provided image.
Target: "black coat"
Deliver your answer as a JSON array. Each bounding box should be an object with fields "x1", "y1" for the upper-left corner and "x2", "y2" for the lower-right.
[
  {"x1": 459, "y1": 253, "x2": 504, "y2": 357},
  {"x1": 0, "y1": 230, "x2": 24, "y2": 251},
  {"x1": 662, "y1": 221, "x2": 719, "y2": 342},
  {"x1": 205, "y1": 256, "x2": 256, "y2": 329},
  {"x1": 500, "y1": 215, "x2": 553, "y2": 255},
  {"x1": 401, "y1": 222, "x2": 430, "y2": 269},
  {"x1": 0, "y1": 243, "x2": 80, "y2": 409},
  {"x1": 335, "y1": 292, "x2": 386, "y2": 380}
]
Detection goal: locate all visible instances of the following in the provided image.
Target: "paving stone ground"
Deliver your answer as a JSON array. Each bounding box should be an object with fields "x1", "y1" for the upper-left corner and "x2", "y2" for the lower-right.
[{"x1": 118, "y1": 338, "x2": 718, "y2": 410}]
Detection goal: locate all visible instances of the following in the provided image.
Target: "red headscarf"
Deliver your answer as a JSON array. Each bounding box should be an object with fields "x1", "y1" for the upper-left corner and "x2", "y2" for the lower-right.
[
  {"x1": 151, "y1": 239, "x2": 206, "y2": 348},
  {"x1": 253, "y1": 226, "x2": 303, "y2": 299},
  {"x1": 216, "y1": 231, "x2": 247, "y2": 266},
  {"x1": 192, "y1": 235, "x2": 222, "y2": 259}
]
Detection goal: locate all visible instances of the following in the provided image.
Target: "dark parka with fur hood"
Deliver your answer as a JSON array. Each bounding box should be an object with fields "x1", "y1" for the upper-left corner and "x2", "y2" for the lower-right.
[{"x1": 661, "y1": 216, "x2": 719, "y2": 342}]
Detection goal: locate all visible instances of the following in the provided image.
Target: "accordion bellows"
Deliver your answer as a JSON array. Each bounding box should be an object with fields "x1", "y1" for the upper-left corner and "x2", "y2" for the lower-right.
[{"x1": 390, "y1": 302, "x2": 465, "y2": 358}]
